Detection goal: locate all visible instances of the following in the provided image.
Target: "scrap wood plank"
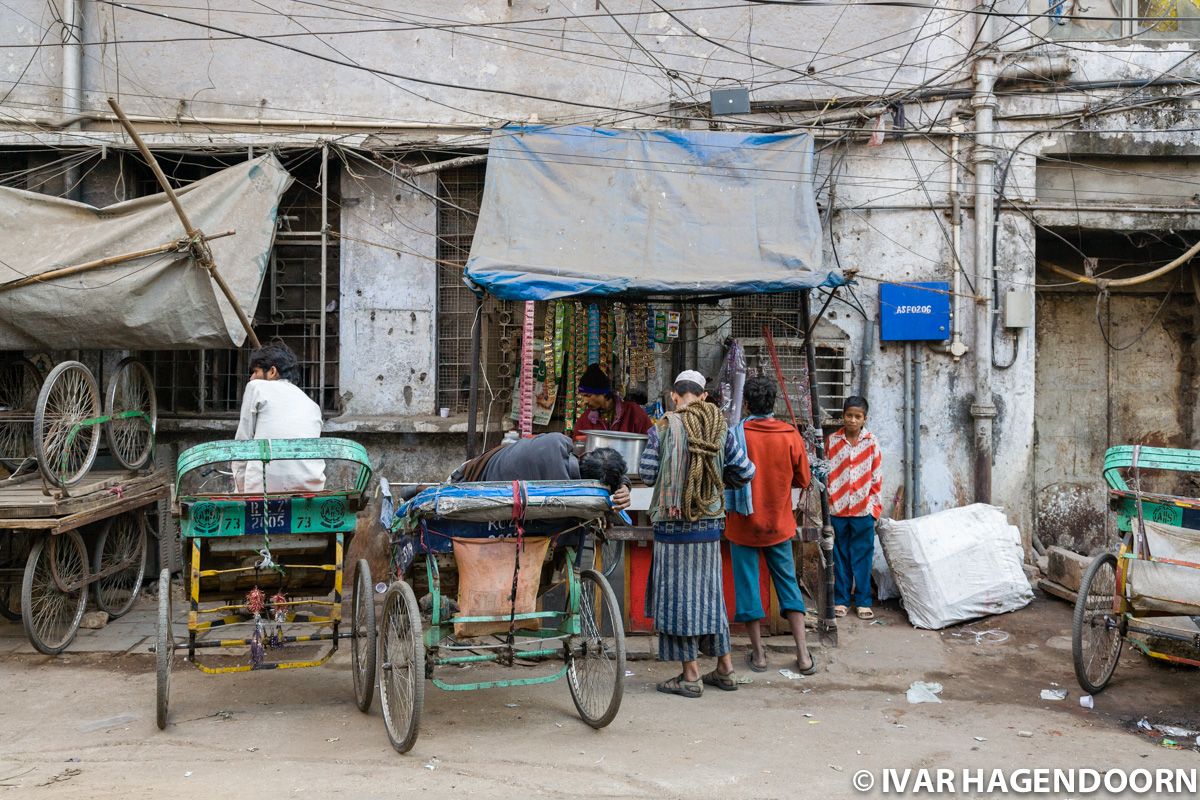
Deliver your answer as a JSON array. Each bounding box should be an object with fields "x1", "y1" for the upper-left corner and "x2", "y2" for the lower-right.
[
  {"x1": 1038, "y1": 578, "x2": 1078, "y2": 605},
  {"x1": 0, "y1": 471, "x2": 168, "y2": 520},
  {"x1": 1, "y1": 484, "x2": 168, "y2": 532}
]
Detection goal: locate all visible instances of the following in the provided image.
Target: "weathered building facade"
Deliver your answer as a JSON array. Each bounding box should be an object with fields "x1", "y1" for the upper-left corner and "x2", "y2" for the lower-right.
[{"x1": 3, "y1": 1, "x2": 1199, "y2": 556}]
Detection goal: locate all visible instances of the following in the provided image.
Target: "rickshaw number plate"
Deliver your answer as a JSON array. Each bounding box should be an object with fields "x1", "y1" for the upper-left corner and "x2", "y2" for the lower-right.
[{"x1": 185, "y1": 496, "x2": 355, "y2": 537}]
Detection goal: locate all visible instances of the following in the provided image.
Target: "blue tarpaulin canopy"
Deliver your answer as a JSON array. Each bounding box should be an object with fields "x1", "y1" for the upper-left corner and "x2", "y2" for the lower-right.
[{"x1": 464, "y1": 126, "x2": 841, "y2": 301}]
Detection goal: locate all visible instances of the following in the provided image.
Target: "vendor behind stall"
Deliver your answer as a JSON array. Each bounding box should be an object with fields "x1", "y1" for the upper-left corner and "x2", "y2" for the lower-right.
[{"x1": 573, "y1": 364, "x2": 653, "y2": 439}]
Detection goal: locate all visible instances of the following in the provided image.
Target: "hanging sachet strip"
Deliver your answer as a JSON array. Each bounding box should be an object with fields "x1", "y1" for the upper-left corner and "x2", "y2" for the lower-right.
[{"x1": 587, "y1": 304, "x2": 601, "y2": 365}]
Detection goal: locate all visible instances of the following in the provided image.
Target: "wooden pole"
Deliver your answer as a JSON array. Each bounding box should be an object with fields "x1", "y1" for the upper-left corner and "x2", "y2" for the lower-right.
[
  {"x1": 801, "y1": 290, "x2": 838, "y2": 648},
  {"x1": 106, "y1": 97, "x2": 261, "y2": 349}
]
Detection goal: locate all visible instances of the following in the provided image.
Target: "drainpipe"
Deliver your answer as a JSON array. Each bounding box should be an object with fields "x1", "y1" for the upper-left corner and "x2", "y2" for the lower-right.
[
  {"x1": 947, "y1": 117, "x2": 968, "y2": 361},
  {"x1": 61, "y1": 0, "x2": 84, "y2": 200},
  {"x1": 903, "y1": 342, "x2": 913, "y2": 518},
  {"x1": 970, "y1": 21, "x2": 999, "y2": 504},
  {"x1": 912, "y1": 347, "x2": 922, "y2": 516}
]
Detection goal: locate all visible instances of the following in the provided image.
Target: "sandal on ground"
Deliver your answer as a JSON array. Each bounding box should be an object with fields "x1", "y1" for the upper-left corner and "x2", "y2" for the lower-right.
[
  {"x1": 746, "y1": 650, "x2": 768, "y2": 673},
  {"x1": 834, "y1": 605, "x2": 849, "y2": 618},
  {"x1": 701, "y1": 668, "x2": 739, "y2": 692},
  {"x1": 797, "y1": 648, "x2": 818, "y2": 676},
  {"x1": 656, "y1": 674, "x2": 703, "y2": 699},
  {"x1": 856, "y1": 607, "x2": 875, "y2": 620}
]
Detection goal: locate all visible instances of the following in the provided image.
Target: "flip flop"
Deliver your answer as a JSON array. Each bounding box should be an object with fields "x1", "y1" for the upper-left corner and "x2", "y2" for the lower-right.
[
  {"x1": 701, "y1": 668, "x2": 739, "y2": 692},
  {"x1": 746, "y1": 650, "x2": 768, "y2": 673},
  {"x1": 856, "y1": 607, "x2": 875, "y2": 620},
  {"x1": 834, "y1": 605, "x2": 849, "y2": 618},
  {"x1": 656, "y1": 673, "x2": 703, "y2": 699},
  {"x1": 797, "y1": 648, "x2": 818, "y2": 676}
]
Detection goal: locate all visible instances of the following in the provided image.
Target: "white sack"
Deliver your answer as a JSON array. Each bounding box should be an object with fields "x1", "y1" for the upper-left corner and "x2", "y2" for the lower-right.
[
  {"x1": 877, "y1": 504, "x2": 1032, "y2": 630},
  {"x1": 872, "y1": 534, "x2": 901, "y2": 601}
]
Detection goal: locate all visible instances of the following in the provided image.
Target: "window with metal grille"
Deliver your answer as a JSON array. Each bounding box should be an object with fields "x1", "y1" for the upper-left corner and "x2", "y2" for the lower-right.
[
  {"x1": 730, "y1": 292, "x2": 853, "y2": 424},
  {"x1": 435, "y1": 164, "x2": 517, "y2": 416},
  {"x1": 133, "y1": 150, "x2": 340, "y2": 414},
  {"x1": 1044, "y1": 0, "x2": 1200, "y2": 39}
]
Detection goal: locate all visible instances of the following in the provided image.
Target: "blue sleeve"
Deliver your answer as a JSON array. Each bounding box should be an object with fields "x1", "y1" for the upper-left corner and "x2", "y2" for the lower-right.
[
  {"x1": 723, "y1": 429, "x2": 755, "y2": 488},
  {"x1": 640, "y1": 426, "x2": 661, "y2": 486}
]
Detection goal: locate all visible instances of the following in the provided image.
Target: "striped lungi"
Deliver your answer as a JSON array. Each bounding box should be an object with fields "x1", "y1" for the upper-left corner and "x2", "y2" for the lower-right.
[{"x1": 645, "y1": 535, "x2": 731, "y2": 662}]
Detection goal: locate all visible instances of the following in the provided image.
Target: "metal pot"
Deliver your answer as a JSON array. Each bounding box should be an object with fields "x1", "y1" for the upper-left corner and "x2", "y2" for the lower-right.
[{"x1": 583, "y1": 430, "x2": 648, "y2": 476}]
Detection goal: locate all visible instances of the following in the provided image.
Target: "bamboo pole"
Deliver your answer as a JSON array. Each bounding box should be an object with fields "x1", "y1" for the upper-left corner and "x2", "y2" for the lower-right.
[
  {"x1": 106, "y1": 97, "x2": 261, "y2": 349},
  {"x1": 0, "y1": 230, "x2": 237, "y2": 295}
]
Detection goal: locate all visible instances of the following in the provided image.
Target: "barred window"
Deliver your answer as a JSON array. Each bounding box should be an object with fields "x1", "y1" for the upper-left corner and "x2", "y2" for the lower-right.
[{"x1": 1045, "y1": 0, "x2": 1200, "y2": 40}]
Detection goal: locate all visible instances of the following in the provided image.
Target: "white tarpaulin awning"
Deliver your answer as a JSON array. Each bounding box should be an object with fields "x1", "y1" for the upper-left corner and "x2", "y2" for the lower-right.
[{"x1": 0, "y1": 154, "x2": 291, "y2": 350}]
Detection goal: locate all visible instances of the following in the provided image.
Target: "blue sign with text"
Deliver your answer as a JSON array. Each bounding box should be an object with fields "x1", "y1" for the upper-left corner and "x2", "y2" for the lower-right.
[{"x1": 879, "y1": 282, "x2": 951, "y2": 342}]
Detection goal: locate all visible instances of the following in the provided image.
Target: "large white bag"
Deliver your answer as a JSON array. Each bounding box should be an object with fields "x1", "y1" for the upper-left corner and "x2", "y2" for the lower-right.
[{"x1": 877, "y1": 504, "x2": 1032, "y2": 629}]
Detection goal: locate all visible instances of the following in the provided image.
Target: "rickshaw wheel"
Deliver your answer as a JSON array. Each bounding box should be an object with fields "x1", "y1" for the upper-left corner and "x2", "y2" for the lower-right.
[
  {"x1": 1072, "y1": 553, "x2": 1124, "y2": 695},
  {"x1": 352, "y1": 559, "x2": 378, "y2": 713},
  {"x1": 105, "y1": 358, "x2": 157, "y2": 471},
  {"x1": 21, "y1": 531, "x2": 88, "y2": 655},
  {"x1": 93, "y1": 510, "x2": 148, "y2": 619},
  {"x1": 567, "y1": 568, "x2": 625, "y2": 729},
  {"x1": 156, "y1": 568, "x2": 173, "y2": 730},
  {"x1": 379, "y1": 580, "x2": 424, "y2": 754},
  {"x1": 33, "y1": 361, "x2": 101, "y2": 487},
  {"x1": 0, "y1": 358, "x2": 41, "y2": 471}
]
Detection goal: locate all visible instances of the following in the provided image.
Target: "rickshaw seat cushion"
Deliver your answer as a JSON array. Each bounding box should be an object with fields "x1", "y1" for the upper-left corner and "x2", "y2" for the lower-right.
[{"x1": 1127, "y1": 520, "x2": 1200, "y2": 615}]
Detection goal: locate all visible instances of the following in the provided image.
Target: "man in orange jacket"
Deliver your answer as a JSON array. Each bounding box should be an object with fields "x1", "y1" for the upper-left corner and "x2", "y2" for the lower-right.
[{"x1": 725, "y1": 376, "x2": 816, "y2": 676}]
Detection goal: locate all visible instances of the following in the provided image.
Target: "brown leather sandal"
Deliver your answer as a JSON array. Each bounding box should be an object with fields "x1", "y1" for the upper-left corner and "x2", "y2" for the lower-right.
[{"x1": 656, "y1": 673, "x2": 703, "y2": 698}]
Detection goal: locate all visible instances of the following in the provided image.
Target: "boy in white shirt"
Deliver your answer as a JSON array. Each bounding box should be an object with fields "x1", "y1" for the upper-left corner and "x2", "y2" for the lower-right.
[{"x1": 233, "y1": 343, "x2": 325, "y2": 493}]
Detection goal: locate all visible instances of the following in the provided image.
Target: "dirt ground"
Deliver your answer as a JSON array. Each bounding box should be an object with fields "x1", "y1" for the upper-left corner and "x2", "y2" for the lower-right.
[{"x1": 1, "y1": 596, "x2": 1197, "y2": 799}]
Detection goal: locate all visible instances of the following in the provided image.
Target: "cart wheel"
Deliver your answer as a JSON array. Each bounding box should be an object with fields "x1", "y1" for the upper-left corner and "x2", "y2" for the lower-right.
[
  {"x1": 156, "y1": 568, "x2": 173, "y2": 730},
  {"x1": 597, "y1": 537, "x2": 622, "y2": 579},
  {"x1": 34, "y1": 361, "x2": 101, "y2": 487},
  {"x1": 379, "y1": 580, "x2": 424, "y2": 754},
  {"x1": 21, "y1": 531, "x2": 89, "y2": 654},
  {"x1": 93, "y1": 510, "x2": 148, "y2": 619},
  {"x1": 0, "y1": 535, "x2": 28, "y2": 622},
  {"x1": 105, "y1": 358, "x2": 157, "y2": 471},
  {"x1": 567, "y1": 568, "x2": 625, "y2": 729},
  {"x1": 0, "y1": 358, "x2": 41, "y2": 471},
  {"x1": 1072, "y1": 552, "x2": 1124, "y2": 695},
  {"x1": 352, "y1": 559, "x2": 378, "y2": 713}
]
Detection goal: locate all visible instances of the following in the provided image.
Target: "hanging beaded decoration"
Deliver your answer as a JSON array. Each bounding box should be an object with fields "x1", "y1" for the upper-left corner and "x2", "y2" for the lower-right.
[
  {"x1": 519, "y1": 301, "x2": 536, "y2": 437},
  {"x1": 246, "y1": 586, "x2": 267, "y2": 667},
  {"x1": 572, "y1": 301, "x2": 587, "y2": 423},
  {"x1": 599, "y1": 304, "x2": 612, "y2": 373},
  {"x1": 563, "y1": 304, "x2": 577, "y2": 433},
  {"x1": 612, "y1": 303, "x2": 627, "y2": 395},
  {"x1": 269, "y1": 591, "x2": 288, "y2": 648},
  {"x1": 586, "y1": 304, "x2": 600, "y2": 366}
]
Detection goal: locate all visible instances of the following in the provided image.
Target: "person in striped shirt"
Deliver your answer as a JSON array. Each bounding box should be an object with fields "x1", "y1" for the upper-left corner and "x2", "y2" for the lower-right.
[{"x1": 826, "y1": 395, "x2": 883, "y2": 621}]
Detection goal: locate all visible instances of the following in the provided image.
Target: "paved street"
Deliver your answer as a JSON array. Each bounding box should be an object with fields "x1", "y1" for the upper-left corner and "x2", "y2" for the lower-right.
[{"x1": 1, "y1": 595, "x2": 1196, "y2": 799}]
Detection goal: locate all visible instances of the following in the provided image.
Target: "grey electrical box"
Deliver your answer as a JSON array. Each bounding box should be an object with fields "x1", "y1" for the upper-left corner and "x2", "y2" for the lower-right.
[
  {"x1": 711, "y1": 86, "x2": 751, "y2": 116},
  {"x1": 1004, "y1": 289, "x2": 1035, "y2": 328}
]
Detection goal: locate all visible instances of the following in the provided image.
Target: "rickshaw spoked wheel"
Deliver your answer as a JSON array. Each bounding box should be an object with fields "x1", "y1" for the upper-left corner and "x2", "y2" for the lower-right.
[
  {"x1": 0, "y1": 358, "x2": 41, "y2": 471},
  {"x1": 352, "y1": 559, "x2": 377, "y2": 713},
  {"x1": 33, "y1": 361, "x2": 101, "y2": 487},
  {"x1": 93, "y1": 510, "x2": 148, "y2": 618},
  {"x1": 21, "y1": 531, "x2": 88, "y2": 655},
  {"x1": 567, "y1": 568, "x2": 625, "y2": 729},
  {"x1": 379, "y1": 580, "x2": 424, "y2": 754},
  {"x1": 105, "y1": 358, "x2": 157, "y2": 471},
  {"x1": 156, "y1": 568, "x2": 173, "y2": 730},
  {"x1": 1072, "y1": 552, "x2": 1124, "y2": 695}
]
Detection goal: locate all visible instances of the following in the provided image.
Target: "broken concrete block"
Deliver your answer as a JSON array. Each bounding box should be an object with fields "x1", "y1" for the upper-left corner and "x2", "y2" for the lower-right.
[
  {"x1": 79, "y1": 611, "x2": 109, "y2": 630},
  {"x1": 1046, "y1": 547, "x2": 1090, "y2": 593}
]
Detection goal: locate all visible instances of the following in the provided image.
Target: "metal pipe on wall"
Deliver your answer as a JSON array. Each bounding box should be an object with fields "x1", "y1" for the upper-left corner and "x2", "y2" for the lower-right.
[
  {"x1": 903, "y1": 342, "x2": 913, "y2": 518},
  {"x1": 970, "y1": 18, "x2": 999, "y2": 504},
  {"x1": 858, "y1": 313, "x2": 875, "y2": 396},
  {"x1": 61, "y1": 0, "x2": 83, "y2": 200},
  {"x1": 319, "y1": 143, "x2": 329, "y2": 405},
  {"x1": 912, "y1": 347, "x2": 923, "y2": 517},
  {"x1": 947, "y1": 117, "x2": 968, "y2": 361}
]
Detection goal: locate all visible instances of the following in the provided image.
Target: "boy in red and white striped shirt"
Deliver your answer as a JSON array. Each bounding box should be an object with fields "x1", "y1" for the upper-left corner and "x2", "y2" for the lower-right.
[{"x1": 825, "y1": 396, "x2": 883, "y2": 621}]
